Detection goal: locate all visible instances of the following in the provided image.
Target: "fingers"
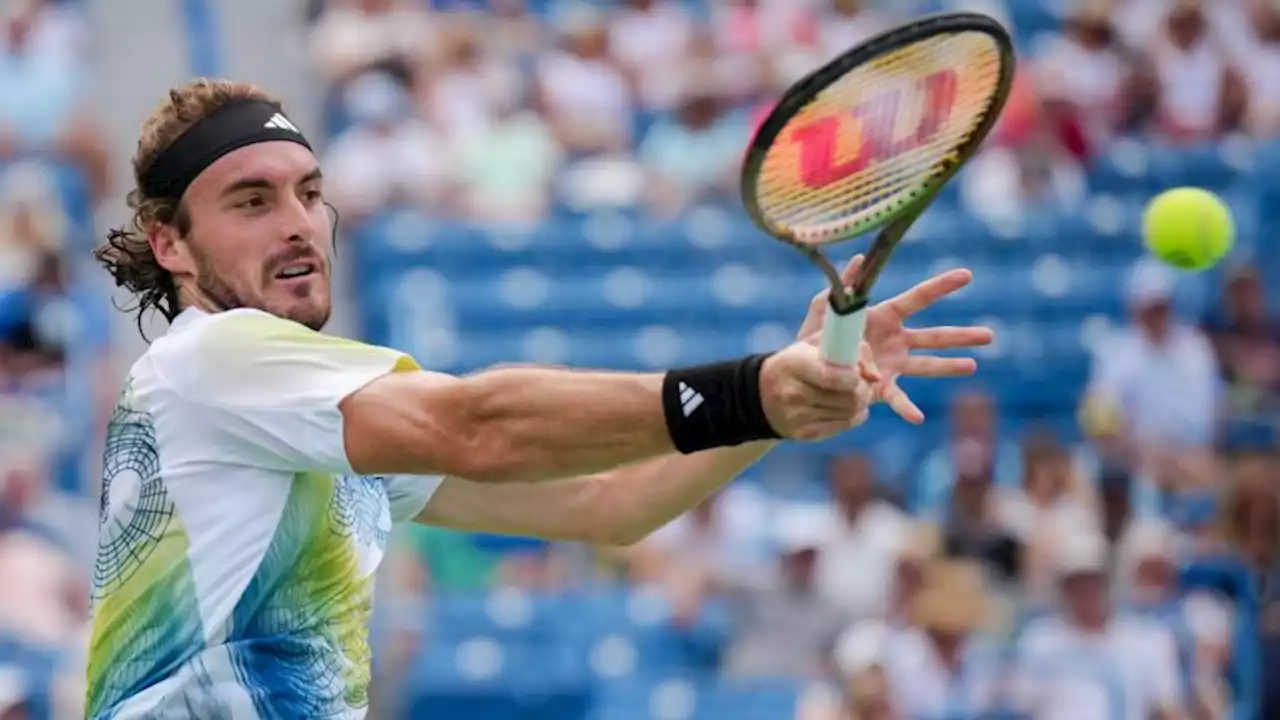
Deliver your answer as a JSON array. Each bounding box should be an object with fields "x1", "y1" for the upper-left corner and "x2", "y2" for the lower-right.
[
  {"x1": 886, "y1": 268, "x2": 973, "y2": 319},
  {"x1": 880, "y1": 378, "x2": 925, "y2": 425},
  {"x1": 899, "y1": 355, "x2": 979, "y2": 378},
  {"x1": 839, "y1": 253, "x2": 866, "y2": 286},
  {"x1": 762, "y1": 344, "x2": 875, "y2": 441},
  {"x1": 805, "y1": 254, "x2": 867, "y2": 310},
  {"x1": 906, "y1": 326, "x2": 994, "y2": 350}
]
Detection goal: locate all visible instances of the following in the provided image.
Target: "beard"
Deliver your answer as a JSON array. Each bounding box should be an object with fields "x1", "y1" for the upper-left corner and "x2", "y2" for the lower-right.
[{"x1": 188, "y1": 244, "x2": 331, "y2": 331}]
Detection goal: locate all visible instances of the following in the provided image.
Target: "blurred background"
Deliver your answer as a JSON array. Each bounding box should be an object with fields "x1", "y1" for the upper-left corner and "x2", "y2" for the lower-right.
[{"x1": 0, "y1": 0, "x2": 1278, "y2": 717}]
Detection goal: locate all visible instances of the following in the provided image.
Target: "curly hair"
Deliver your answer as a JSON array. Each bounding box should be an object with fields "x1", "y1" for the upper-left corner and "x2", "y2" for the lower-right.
[{"x1": 94, "y1": 79, "x2": 279, "y2": 336}]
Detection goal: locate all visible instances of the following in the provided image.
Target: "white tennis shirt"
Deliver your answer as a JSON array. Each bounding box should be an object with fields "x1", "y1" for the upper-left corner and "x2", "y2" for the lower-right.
[{"x1": 86, "y1": 308, "x2": 444, "y2": 719}]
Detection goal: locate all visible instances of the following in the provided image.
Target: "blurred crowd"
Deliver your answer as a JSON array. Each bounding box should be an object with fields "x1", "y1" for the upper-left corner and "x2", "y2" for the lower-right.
[
  {"x1": 311, "y1": 0, "x2": 1280, "y2": 226},
  {"x1": 0, "y1": 0, "x2": 111, "y2": 717},
  {"x1": 0, "y1": 0, "x2": 1276, "y2": 718},
  {"x1": 308, "y1": 0, "x2": 1280, "y2": 718}
]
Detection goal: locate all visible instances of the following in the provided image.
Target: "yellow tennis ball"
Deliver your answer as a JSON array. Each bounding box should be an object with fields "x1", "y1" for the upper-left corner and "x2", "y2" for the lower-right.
[{"x1": 1141, "y1": 187, "x2": 1234, "y2": 271}]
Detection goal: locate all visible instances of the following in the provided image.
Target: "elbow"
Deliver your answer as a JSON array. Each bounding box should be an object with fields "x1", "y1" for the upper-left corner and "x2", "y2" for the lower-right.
[{"x1": 445, "y1": 433, "x2": 538, "y2": 484}]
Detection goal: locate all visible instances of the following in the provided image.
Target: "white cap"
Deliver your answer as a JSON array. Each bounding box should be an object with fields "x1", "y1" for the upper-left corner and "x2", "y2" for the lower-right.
[
  {"x1": 1127, "y1": 257, "x2": 1176, "y2": 307},
  {"x1": 772, "y1": 503, "x2": 837, "y2": 554},
  {"x1": 1118, "y1": 518, "x2": 1178, "y2": 566},
  {"x1": 833, "y1": 620, "x2": 889, "y2": 676},
  {"x1": 1055, "y1": 530, "x2": 1109, "y2": 578}
]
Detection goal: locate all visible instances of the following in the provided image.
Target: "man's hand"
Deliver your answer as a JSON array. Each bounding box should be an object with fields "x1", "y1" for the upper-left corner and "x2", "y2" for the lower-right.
[
  {"x1": 760, "y1": 342, "x2": 877, "y2": 441},
  {"x1": 795, "y1": 255, "x2": 994, "y2": 424}
]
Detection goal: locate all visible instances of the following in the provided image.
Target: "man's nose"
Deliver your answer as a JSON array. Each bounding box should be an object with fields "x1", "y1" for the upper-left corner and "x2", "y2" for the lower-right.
[{"x1": 277, "y1": 195, "x2": 315, "y2": 244}]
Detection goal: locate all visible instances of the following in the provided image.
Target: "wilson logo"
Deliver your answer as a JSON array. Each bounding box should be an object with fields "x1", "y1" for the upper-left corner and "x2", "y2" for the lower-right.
[{"x1": 790, "y1": 68, "x2": 959, "y2": 189}]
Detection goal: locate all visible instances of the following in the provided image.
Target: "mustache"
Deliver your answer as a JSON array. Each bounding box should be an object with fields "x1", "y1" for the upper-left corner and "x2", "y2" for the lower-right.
[{"x1": 265, "y1": 247, "x2": 327, "y2": 278}]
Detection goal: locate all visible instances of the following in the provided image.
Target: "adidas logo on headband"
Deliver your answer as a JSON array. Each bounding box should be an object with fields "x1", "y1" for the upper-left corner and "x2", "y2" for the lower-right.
[{"x1": 264, "y1": 113, "x2": 300, "y2": 133}]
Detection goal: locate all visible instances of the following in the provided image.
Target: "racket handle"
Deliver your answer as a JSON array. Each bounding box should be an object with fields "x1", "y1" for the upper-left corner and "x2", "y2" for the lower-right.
[{"x1": 819, "y1": 303, "x2": 868, "y2": 367}]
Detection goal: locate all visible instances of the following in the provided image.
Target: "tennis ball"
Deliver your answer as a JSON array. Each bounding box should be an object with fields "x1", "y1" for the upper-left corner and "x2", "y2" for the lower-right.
[{"x1": 1141, "y1": 187, "x2": 1234, "y2": 271}]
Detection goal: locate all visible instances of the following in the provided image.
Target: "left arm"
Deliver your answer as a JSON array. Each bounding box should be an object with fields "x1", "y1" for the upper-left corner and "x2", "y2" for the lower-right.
[{"x1": 415, "y1": 442, "x2": 774, "y2": 546}]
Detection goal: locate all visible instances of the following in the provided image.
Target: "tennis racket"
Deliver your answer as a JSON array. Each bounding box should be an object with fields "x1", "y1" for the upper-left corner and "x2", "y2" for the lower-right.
[{"x1": 741, "y1": 12, "x2": 1015, "y2": 367}]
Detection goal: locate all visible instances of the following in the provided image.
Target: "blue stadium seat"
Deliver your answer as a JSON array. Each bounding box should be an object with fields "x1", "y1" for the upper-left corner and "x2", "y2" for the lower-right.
[{"x1": 1148, "y1": 141, "x2": 1240, "y2": 192}]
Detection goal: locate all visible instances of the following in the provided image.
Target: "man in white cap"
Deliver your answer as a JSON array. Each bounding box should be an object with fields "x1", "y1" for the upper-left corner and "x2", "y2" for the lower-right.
[
  {"x1": 1014, "y1": 530, "x2": 1185, "y2": 720},
  {"x1": 1082, "y1": 257, "x2": 1219, "y2": 454}
]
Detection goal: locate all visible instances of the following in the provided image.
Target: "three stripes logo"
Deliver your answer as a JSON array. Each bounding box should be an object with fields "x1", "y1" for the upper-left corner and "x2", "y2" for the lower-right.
[
  {"x1": 264, "y1": 113, "x2": 301, "y2": 133},
  {"x1": 678, "y1": 381, "x2": 704, "y2": 417}
]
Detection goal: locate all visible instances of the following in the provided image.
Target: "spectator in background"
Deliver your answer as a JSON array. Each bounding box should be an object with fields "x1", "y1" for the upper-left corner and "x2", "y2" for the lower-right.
[
  {"x1": 1117, "y1": 518, "x2": 1236, "y2": 719},
  {"x1": 811, "y1": 455, "x2": 909, "y2": 622},
  {"x1": 629, "y1": 484, "x2": 772, "y2": 593},
  {"x1": 638, "y1": 75, "x2": 748, "y2": 216},
  {"x1": 309, "y1": 0, "x2": 438, "y2": 86},
  {"x1": 1217, "y1": 451, "x2": 1279, "y2": 577},
  {"x1": 0, "y1": 0, "x2": 108, "y2": 200},
  {"x1": 688, "y1": 26, "x2": 766, "y2": 109},
  {"x1": 995, "y1": 432, "x2": 1098, "y2": 604},
  {"x1": 1202, "y1": 265, "x2": 1280, "y2": 424},
  {"x1": 878, "y1": 560, "x2": 1002, "y2": 720},
  {"x1": 916, "y1": 389, "x2": 1021, "y2": 517},
  {"x1": 817, "y1": 0, "x2": 890, "y2": 63},
  {"x1": 417, "y1": 17, "x2": 521, "y2": 140},
  {"x1": 323, "y1": 72, "x2": 451, "y2": 222},
  {"x1": 1036, "y1": 0, "x2": 1151, "y2": 150},
  {"x1": 0, "y1": 453, "x2": 87, "y2": 719},
  {"x1": 721, "y1": 505, "x2": 847, "y2": 680},
  {"x1": 608, "y1": 0, "x2": 695, "y2": 111},
  {"x1": 1015, "y1": 531, "x2": 1186, "y2": 720},
  {"x1": 451, "y1": 86, "x2": 562, "y2": 222},
  {"x1": 536, "y1": 6, "x2": 631, "y2": 156},
  {"x1": 1141, "y1": 0, "x2": 1245, "y2": 142},
  {"x1": 0, "y1": 164, "x2": 64, "y2": 292},
  {"x1": 712, "y1": 0, "x2": 819, "y2": 86},
  {"x1": 1237, "y1": 0, "x2": 1280, "y2": 137},
  {"x1": 1083, "y1": 259, "x2": 1220, "y2": 466},
  {"x1": 1256, "y1": 459, "x2": 1280, "y2": 717},
  {"x1": 938, "y1": 442, "x2": 1022, "y2": 583},
  {"x1": 481, "y1": 0, "x2": 544, "y2": 63},
  {"x1": 804, "y1": 524, "x2": 939, "y2": 720}
]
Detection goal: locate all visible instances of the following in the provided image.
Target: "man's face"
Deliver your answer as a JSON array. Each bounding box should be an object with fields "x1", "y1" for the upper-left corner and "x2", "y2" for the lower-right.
[
  {"x1": 952, "y1": 392, "x2": 993, "y2": 439},
  {"x1": 1062, "y1": 573, "x2": 1110, "y2": 627},
  {"x1": 157, "y1": 142, "x2": 334, "y2": 330},
  {"x1": 830, "y1": 455, "x2": 873, "y2": 514},
  {"x1": 1134, "y1": 299, "x2": 1171, "y2": 339}
]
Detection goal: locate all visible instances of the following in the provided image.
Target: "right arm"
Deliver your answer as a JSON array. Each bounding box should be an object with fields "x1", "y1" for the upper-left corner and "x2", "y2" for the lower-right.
[{"x1": 342, "y1": 367, "x2": 674, "y2": 483}]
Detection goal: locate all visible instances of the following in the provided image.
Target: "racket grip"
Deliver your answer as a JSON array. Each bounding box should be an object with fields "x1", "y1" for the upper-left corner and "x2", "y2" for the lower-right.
[{"x1": 819, "y1": 303, "x2": 868, "y2": 367}]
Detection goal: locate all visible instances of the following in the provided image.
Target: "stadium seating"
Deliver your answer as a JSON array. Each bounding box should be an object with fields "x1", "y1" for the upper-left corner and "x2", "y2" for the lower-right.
[{"x1": 350, "y1": 135, "x2": 1280, "y2": 474}]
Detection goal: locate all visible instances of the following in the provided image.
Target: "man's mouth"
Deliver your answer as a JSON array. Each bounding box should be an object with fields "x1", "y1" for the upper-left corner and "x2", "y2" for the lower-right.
[{"x1": 274, "y1": 263, "x2": 317, "y2": 280}]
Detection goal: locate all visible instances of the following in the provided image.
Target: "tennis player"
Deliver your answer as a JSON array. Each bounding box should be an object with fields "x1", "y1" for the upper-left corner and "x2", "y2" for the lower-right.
[{"x1": 86, "y1": 80, "x2": 991, "y2": 719}]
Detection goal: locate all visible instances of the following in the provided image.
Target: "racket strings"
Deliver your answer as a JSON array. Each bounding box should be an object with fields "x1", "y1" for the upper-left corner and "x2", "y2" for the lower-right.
[
  {"x1": 760, "y1": 33, "x2": 998, "y2": 217},
  {"x1": 763, "y1": 35, "x2": 997, "y2": 222},
  {"x1": 756, "y1": 31, "x2": 1004, "y2": 238}
]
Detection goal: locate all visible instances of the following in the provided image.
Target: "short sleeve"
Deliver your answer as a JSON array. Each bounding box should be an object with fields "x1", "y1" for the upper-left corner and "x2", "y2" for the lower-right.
[
  {"x1": 158, "y1": 309, "x2": 419, "y2": 475},
  {"x1": 384, "y1": 475, "x2": 445, "y2": 524}
]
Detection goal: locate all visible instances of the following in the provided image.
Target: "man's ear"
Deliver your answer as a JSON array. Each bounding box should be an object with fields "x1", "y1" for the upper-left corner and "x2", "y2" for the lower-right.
[{"x1": 148, "y1": 220, "x2": 193, "y2": 276}]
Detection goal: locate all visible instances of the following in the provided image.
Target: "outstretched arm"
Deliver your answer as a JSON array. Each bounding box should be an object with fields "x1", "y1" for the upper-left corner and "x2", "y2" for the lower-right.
[
  {"x1": 414, "y1": 262, "x2": 992, "y2": 544},
  {"x1": 343, "y1": 341, "x2": 866, "y2": 483}
]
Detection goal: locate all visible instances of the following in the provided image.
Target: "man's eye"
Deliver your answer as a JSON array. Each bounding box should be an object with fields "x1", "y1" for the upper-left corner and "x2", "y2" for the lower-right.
[{"x1": 236, "y1": 196, "x2": 267, "y2": 209}]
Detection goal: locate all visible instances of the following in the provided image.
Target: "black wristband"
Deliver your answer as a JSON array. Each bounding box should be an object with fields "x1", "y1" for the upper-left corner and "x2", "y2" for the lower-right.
[{"x1": 662, "y1": 354, "x2": 781, "y2": 454}]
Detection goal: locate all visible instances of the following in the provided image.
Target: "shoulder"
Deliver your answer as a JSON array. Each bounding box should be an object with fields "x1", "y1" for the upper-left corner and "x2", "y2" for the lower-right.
[{"x1": 151, "y1": 309, "x2": 415, "y2": 408}]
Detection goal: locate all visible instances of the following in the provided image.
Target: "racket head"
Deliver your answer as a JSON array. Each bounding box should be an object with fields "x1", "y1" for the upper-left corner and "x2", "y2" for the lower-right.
[{"x1": 740, "y1": 12, "x2": 1016, "y2": 249}]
